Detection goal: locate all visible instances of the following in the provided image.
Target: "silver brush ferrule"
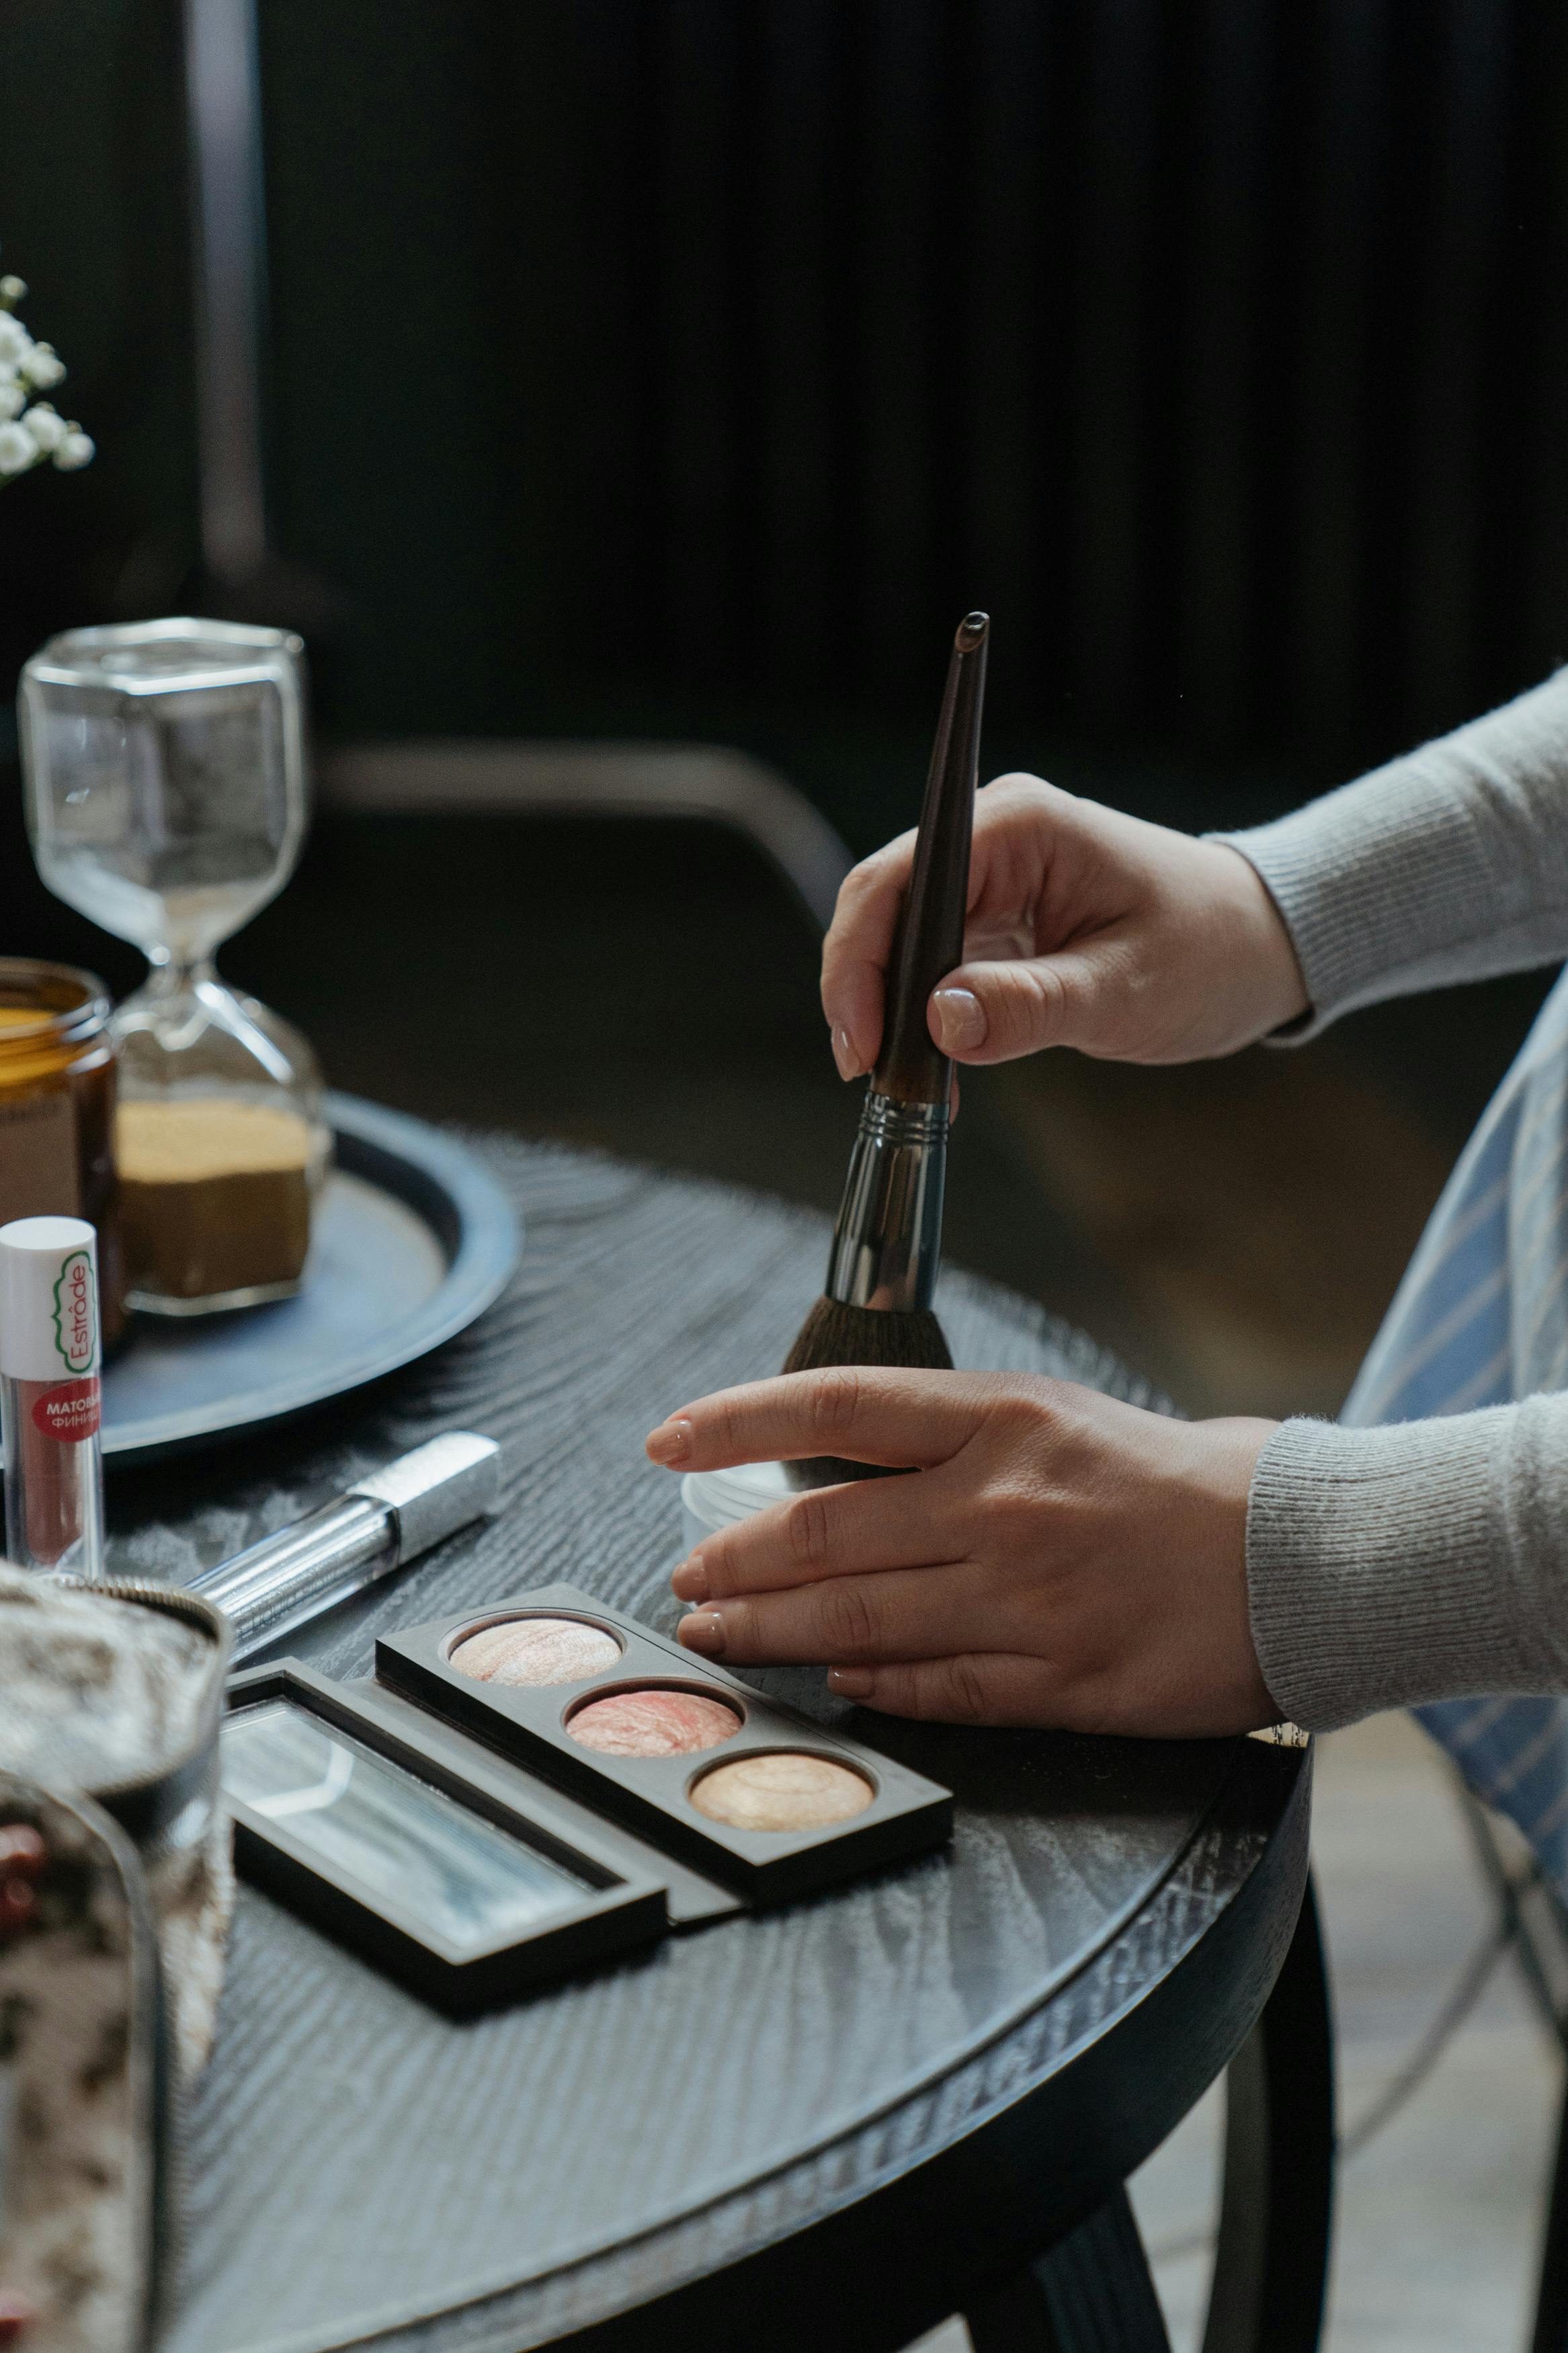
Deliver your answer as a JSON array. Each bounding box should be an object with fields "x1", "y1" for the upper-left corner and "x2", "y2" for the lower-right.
[
  {"x1": 825, "y1": 1092, "x2": 949, "y2": 1313},
  {"x1": 191, "y1": 1431, "x2": 501, "y2": 1659}
]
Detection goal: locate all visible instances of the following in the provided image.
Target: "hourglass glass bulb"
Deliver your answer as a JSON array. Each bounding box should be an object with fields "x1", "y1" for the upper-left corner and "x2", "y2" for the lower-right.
[{"x1": 18, "y1": 619, "x2": 331, "y2": 1316}]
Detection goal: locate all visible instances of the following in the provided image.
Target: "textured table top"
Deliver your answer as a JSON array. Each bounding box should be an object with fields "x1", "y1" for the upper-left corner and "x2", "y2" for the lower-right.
[{"x1": 109, "y1": 1140, "x2": 1307, "y2": 2353}]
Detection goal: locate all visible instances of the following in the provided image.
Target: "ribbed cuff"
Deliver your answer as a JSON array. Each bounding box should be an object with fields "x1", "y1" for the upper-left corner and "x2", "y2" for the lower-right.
[
  {"x1": 1212, "y1": 802, "x2": 1479, "y2": 1041},
  {"x1": 1245, "y1": 1412, "x2": 1536, "y2": 1730},
  {"x1": 1210, "y1": 664, "x2": 1568, "y2": 1040}
]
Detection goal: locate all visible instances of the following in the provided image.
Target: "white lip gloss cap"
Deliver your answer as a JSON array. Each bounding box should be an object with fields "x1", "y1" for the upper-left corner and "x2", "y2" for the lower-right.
[{"x1": 0, "y1": 1217, "x2": 101, "y2": 1383}]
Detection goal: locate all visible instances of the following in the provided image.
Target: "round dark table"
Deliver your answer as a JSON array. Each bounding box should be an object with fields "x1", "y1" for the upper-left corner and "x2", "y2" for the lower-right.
[{"x1": 112, "y1": 1142, "x2": 1324, "y2": 2353}]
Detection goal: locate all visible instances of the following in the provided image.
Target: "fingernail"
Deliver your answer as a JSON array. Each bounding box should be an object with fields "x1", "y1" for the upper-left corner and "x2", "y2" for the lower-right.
[
  {"x1": 645, "y1": 1417, "x2": 694, "y2": 1466},
  {"x1": 829, "y1": 1667, "x2": 873, "y2": 1699},
  {"x1": 678, "y1": 1611, "x2": 725, "y2": 1657},
  {"x1": 931, "y1": 988, "x2": 987, "y2": 1053},
  {"x1": 671, "y1": 1551, "x2": 710, "y2": 1602},
  {"x1": 831, "y1": 1023, "x2": 862, "y2": 1081}
]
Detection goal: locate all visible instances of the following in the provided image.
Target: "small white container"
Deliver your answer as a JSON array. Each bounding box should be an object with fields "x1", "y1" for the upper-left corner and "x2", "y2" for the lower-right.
[{"x1": 679, "y1": 1459, "x2": 795, "y2": 1554}]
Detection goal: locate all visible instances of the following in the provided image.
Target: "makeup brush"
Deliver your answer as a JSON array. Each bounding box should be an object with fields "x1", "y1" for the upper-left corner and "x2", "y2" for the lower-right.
[{"x1": 782, "y1": 610, "x2": 989, "y2": 1484}]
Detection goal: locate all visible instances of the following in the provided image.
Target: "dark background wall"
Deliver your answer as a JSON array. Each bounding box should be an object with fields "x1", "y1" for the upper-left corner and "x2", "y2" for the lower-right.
[
  {"x1": 3, "y1": 0, "x2": 1567, "y2": 1420},
  {"x1": 4, "y1": 0, "x2": 1568, "y2": 851}
]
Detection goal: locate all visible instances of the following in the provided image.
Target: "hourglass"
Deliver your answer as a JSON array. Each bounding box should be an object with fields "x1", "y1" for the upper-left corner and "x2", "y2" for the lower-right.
[{"x1": 19, "y1": 619, "x2": 331, "y2": 1314}]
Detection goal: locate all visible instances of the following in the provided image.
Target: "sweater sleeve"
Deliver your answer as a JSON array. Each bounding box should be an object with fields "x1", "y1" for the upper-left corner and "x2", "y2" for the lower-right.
[
  {"x1": 1245, "y1": 1395, "x2": 1568, "y2": 1730},
  {"x1": 1211, "y1": 666, "x2": 1568, "y2": 1038}
]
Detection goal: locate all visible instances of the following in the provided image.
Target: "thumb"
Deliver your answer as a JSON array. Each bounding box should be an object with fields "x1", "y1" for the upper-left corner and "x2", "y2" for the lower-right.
[{"x1": 927, "y1": 947, "x2": 1118, "y2": 1064}]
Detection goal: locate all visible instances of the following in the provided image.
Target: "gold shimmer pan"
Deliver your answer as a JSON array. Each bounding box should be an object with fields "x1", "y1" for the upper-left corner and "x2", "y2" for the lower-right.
[{"x1": 375, "y1": 1584, "x2": 954, "y2": 1904}]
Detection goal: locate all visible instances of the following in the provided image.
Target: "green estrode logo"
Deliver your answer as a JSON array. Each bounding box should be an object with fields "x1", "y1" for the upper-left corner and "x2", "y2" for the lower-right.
[{"x1": 51, "y1": 1247, "x2": 96, "y2": 1373}]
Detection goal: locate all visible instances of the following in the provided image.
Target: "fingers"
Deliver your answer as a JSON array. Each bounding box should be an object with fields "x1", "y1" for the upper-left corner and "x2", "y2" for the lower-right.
[
  {"x1": 671, "y1": 1466, "x2": 952, "y2": 1603},
  {"x1": 821, "y1": 776, "x2": 1067, "y2": 1079},
  {"x1": 821, "y1": 834, "x2": 916, "y2": 1078},
  {"x1": 677, "y1": 1562, "x2": 988, "y2": 1668},
  {"x1": 645, "y1": 1367, "x2": 997, "y2": 1474},
  {"x1": 827, "y1": 1653, "x2": 1061, "y2": 1725},
  {"x1": 927, "y1": 941, "x2": 1128, "y2": 1064}
]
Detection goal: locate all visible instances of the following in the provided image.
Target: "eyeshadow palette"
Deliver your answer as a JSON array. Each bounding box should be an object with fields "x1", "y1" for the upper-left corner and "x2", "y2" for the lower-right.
[
  {"x1": 376, "y1": 1584, "x2": 954, "y2": 1903},
  {"x1": 223, "y1": 1662, "x2": 667, "y2": 2013}
]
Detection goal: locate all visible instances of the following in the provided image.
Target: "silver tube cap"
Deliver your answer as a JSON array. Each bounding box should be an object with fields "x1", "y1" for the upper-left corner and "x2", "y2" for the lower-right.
[{"x1": 351, "y1": 1432, "x2": 501, "y2": 1563}]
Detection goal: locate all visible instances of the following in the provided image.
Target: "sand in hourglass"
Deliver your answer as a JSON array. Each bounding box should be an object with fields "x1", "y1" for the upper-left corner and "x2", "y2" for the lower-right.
[{"x1": 116, "y1": 1100, "x2": 313, "y2": 1308}]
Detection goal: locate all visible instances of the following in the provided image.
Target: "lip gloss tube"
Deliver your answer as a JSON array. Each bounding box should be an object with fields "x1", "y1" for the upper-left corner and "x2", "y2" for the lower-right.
[{"x1": 0, "y1": 1215, "x2": 106, "y2": 1579}]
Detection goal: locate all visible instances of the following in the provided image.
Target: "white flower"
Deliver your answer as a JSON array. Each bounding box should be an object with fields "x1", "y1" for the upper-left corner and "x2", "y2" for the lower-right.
[
  {"x1": 0, "y1": 270, "x2": 91, "y2": 483},
  {"x1": 21, "y1": 403, "x2": 65, "y2": 452},
  {"x1": 19, "y1": 340, "x2": 64, "y2": 388}
]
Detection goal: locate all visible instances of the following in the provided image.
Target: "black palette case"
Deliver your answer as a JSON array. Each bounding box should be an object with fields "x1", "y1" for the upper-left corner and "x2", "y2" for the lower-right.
[{"x1": 377, "y1": 1583, "x2": 953, "y2": 1904}]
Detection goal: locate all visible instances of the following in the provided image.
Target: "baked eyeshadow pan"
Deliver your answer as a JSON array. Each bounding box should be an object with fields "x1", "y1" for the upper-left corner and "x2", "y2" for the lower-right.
[
  {"x1": 567, "y1": 1687, "x2": 740, "y2": 1757},
  {"x1": 450, "y1": 1616, "x2": 622, "y2": 1689},
  {"x1": 690, "y1": 1753, "x2": 873, "y2": 1833}
]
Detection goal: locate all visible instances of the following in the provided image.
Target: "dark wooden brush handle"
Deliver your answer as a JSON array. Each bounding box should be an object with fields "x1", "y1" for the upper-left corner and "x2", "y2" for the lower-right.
[{"x1": 872, "y1": 612, "x2": 989, "y2": 1106}]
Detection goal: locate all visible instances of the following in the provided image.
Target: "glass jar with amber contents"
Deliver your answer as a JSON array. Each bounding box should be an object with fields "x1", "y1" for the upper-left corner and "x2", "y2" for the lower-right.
[{"x1": 0, "y1": 959, "x2": 125, "y2": 1347}]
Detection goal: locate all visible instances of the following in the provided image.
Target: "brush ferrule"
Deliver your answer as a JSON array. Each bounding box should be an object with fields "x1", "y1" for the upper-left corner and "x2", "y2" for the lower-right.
[{"x1": 825, "y1": 1091, "x2": 949, "y2": 1312}]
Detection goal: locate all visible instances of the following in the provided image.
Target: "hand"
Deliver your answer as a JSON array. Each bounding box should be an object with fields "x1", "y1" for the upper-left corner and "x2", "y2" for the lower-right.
[
  {"x1": 646, "y1": 1369, "x2": 1278, "y2": 1738},
  {"x1": 823, "y1": 772, "x2": 1308, "y2": 1078}
]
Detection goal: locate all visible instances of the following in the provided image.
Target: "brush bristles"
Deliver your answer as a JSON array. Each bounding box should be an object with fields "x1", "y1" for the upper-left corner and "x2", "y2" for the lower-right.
[
  {"x1": 780, "y1": 1295, "x2": 952, "y2": 1487},
  {"x1": 782, "y1": 1295, "x2": 953, "y2": 1375}
]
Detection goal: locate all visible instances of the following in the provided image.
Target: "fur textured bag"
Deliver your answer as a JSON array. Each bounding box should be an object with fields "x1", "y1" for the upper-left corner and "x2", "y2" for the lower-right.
[{"x1": 0, "y1": 1570, "x2": 232, "y2": 2352}]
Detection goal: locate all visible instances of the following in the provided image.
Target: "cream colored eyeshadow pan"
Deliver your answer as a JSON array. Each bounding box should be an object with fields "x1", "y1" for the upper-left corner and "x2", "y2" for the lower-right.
[
  {"x1": 450, "y1": 1616, "x2": 622, "y2": 1688},
  {"x1": 690, "y1": 1752, "x2": 873, "y2": 1833}
]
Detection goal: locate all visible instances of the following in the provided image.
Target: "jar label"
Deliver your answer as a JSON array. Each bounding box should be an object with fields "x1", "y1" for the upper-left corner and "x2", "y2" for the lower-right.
[
  {"x1": 31, "y1": 1377, "x2": 101, "y2": 1442},
  {"x1": 0, "y1": 1088, "x2": 80, "y2": 1225}
]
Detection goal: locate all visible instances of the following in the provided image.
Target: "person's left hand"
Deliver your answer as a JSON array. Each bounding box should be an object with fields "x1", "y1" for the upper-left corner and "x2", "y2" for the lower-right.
[{"x1": 645, "y1": 1369, "x2": 1278, "y2": 1739}]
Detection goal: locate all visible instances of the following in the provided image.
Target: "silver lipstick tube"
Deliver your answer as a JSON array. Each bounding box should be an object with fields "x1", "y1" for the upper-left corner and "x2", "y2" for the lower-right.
[
  {"x1": 824, "y1": 1092, "x2": 949, "y2": 1313},
  {"x1": 190, "y1": 1431, "x2": 500, "y2": 1659}
]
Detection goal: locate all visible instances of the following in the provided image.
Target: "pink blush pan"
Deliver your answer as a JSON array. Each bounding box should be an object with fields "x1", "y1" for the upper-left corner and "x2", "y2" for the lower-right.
[{"x1": 568, "y1": 1688, "x2": 741, "y2": 1757}]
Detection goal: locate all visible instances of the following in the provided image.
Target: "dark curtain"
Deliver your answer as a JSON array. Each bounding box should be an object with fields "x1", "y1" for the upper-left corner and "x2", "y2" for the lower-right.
[{"x1": 2, "y1": 0, "x2": 1566, "y2": 847}]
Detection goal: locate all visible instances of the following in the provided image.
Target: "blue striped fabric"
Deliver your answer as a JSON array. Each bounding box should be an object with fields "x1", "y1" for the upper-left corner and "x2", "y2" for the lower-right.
[{"x1": 1342, "y1": 965, "x2": 1568, "y2": 1897}]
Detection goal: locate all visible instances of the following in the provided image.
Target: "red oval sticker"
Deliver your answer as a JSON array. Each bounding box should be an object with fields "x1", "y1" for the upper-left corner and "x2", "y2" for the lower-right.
[{"x1": 31, "y1": 1378, "x2": 101, "y2": 1442}]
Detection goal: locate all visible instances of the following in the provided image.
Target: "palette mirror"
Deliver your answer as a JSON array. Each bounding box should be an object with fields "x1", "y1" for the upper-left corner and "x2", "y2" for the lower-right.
[
  {"x1": 222, "y1": 1665, "x2": 669, "y2": 2013},
  {"x1": 223, "y1": 1701, "x2": 593, "y2": 1950}
]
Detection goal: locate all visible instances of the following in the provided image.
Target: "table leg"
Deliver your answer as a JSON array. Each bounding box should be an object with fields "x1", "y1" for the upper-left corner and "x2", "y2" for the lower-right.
[
  {"x1": 964, "y1": 2188, "x2": 1173, "y2": 2353},
  {"x1": 1201, "y1": 1874, "x2": 1334, "y2": 2353},
  {"x1": 1530, "y1": 2083, "x2": 1568, "y2": 2352},
  {"x1": 964, "y1": 1872, "x2": 1332, "y2": 2353}
]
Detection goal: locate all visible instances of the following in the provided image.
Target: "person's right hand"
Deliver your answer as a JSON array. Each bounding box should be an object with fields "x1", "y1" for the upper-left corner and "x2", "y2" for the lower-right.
[{"x1": 823, "y1": 772, "x2": 1309, "y2": 1078}]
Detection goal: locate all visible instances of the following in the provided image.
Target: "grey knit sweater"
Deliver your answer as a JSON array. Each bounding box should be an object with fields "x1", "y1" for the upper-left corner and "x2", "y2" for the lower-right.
[{"x1": 1219, "y1": 665, "x2": 1568, "y2": 1730}]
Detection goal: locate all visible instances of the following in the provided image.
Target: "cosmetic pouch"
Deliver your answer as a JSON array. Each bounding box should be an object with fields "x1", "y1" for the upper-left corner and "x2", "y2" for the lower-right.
[{"x1": 0, "y1": 1569, "x2": 233, "y2": 2352}]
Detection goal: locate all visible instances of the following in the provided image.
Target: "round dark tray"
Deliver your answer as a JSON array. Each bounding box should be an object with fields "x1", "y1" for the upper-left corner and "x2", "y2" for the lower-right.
[{"x1": 96, "y1": 1093, "x2": 520, "y2": 1460}]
